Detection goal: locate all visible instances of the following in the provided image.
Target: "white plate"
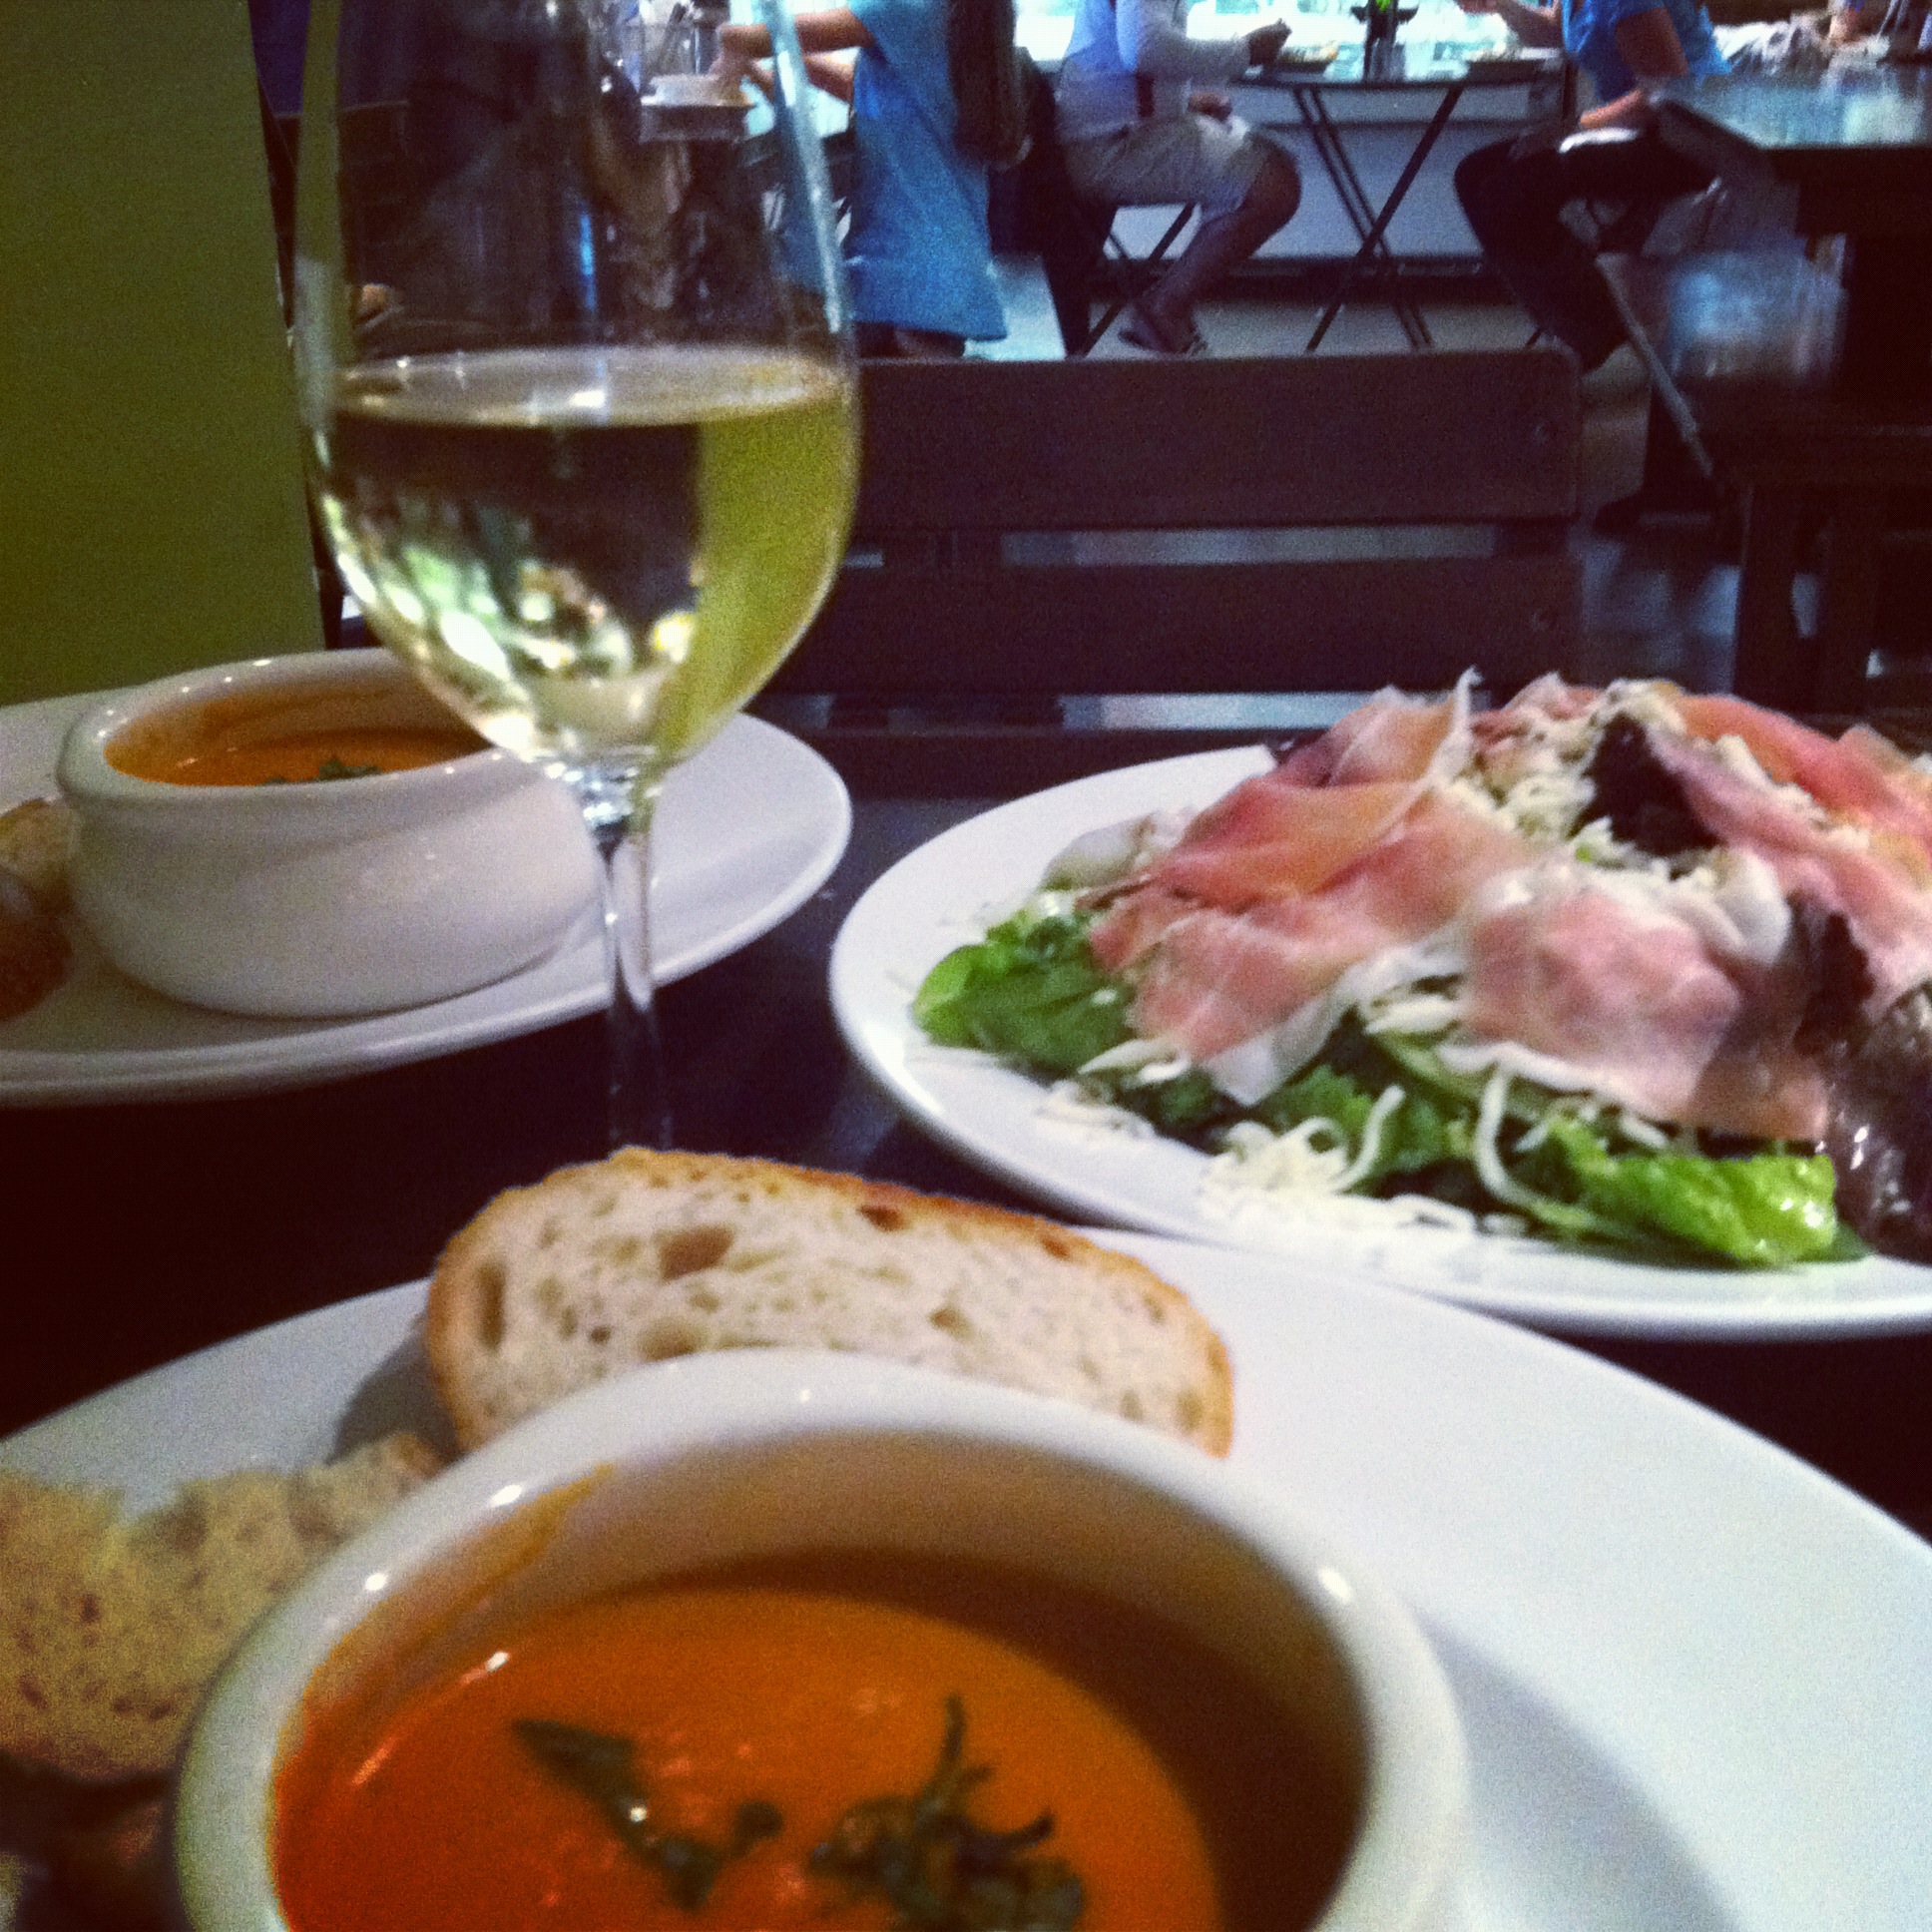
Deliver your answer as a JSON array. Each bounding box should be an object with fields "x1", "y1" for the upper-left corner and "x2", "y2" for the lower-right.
[
  {"x1": 1463, "y1": 51, "x2": 1566, "y2": 76},
  {"x1": 4, "y1": 1232, "x2": 1927, "y2": 1931},
  {"x1": 829, "y1": 747, "x2": 1932, "y2": 1340},
  {"x1": 0, "y1": 695, "x2": 849, "y2": 1106}
]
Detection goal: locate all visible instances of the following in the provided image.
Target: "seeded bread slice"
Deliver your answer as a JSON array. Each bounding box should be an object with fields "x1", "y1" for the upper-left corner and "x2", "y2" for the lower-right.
[
  {"x1": 0, "y1": 798, "x2": 76, "y2": 911},
  {"x1": 425, "y1": 1151, "x2": 1234, "y2": 1456},
  {"x1": 0, "y1": 868, "x2": 68, "y2": 1021},
  {"x1": 0, "y1": 1433, "x2": 442, "y2": 1783}
]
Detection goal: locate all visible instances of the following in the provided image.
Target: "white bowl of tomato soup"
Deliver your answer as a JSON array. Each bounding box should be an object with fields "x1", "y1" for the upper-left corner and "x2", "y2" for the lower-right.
[
  {"x1": 57, "y1": 651, "x2": 598, "y2": 1016},
  {"x1": 175, "y1": 1351, "x2": 1468, "y2": 1932}
]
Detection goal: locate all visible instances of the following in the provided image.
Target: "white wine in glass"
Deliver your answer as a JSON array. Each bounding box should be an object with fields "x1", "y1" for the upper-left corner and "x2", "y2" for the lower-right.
[{"x1": 295, "y1": 0, "x2": 858, "y2": 1148}]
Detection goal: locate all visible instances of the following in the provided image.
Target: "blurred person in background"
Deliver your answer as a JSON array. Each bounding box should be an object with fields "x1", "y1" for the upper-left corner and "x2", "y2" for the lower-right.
[
  {"x1": 1828, "y1": 0, "x2": 1930, "y2": 49},
  {"x1": 716, "y1": 0, "x2": 1026, "y2": 355},
  {"x1": 1452, "y1": 0, "x2": 1727, "y2": 370},
  {"x1": 1054, "y1": 0, "x2": 1300, "y2": 355},
  {"x1": 249, "y1": 0, "x2": 310, "y2": 115}
]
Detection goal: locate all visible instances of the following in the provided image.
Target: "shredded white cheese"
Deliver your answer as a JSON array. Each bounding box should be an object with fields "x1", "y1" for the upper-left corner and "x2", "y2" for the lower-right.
[
  {"x1": 1035, "y1": 1080, "x2": 1158, "y2": 1143},
  {"x1": 1078, "y1": 1038, "x2": 1192, "y2": 1087},
  {"x1": 1335, "y1": 1084, "x2": 1408, "y2": 1190},
  {"x1": 1472, "y1": 1070, "x2": 1550, "y2": 1215},
  {"x1": 1201, "y1": 1173, "x2": 1480, "y2": 1237},
  {"x1": 1196, "y1": 1082, "x2": 1408, "y2": 1224}
]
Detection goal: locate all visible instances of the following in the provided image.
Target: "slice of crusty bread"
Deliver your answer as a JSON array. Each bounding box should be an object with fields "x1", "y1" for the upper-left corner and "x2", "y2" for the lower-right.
[
  {"x1": 0, "y1": 797, "x2": 76, "y2": 912},
  {"x1": 425, "y1": 1150, "x2": 1233, "y2": 1457},
  {"x1": 0, "y1": 1433, "x2": 442, "y2": 1783},
  {"x1": 0, "y1": 868, "x2": 69, "y2": 1022}
]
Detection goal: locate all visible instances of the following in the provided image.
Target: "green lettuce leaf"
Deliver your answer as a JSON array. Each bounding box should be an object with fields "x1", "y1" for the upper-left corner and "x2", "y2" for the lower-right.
[
  {"x1": 1531, "y1": 1115, "x2": 1842, "y2": 1268},
  {"x1": 913, "y1": 911, "x2": 1131, "y2": 1076},
  {"x1": 1250, "y1": 1053, "x2": 1472, "y2": 1186},
  {"x1": 914, "y1": 928, "x2": 1849, "y2": 1269}
]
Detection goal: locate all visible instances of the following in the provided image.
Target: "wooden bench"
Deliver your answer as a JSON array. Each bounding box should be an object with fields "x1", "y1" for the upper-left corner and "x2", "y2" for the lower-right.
[
  {"x1": 1603, "y1": 248, "x2": 1932, "y2": 712},
  {"x1": 757, "y1": 349, "x2": 1583, "y2": 789}
]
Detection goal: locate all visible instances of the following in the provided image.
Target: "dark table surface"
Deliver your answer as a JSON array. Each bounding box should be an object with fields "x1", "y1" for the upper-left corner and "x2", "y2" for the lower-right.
[
  {"x1": 1657, "y1": 67, "x2": 1932, "y2": 232},
  {"x1": 4, "y1": 778, "x2": 1930, "y2": 1546},
  {"x1": 1657, "y1": 68, "x2": 1932, "y2": 401},
  {"x1": 1247, "y1": 45, "x2": 1561, "y2": 88}
]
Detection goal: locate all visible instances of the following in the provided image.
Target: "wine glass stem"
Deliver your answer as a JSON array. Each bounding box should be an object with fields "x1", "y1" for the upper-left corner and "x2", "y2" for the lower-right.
[{"x1": 588, "y1": 778, "x2": 673, "y2": 1152}]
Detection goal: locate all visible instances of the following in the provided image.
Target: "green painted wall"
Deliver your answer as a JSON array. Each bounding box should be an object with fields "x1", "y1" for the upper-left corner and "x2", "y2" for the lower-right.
[{"x1": 0, "y1": 0, "x2": 322, "y2": 705}]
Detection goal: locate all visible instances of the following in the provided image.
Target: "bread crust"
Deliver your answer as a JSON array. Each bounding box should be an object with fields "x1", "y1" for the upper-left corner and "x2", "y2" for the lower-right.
[
  {"x1": 0, "y1": 799, "x2": 77, "y2": 1019},
  {"x1": 0, "y1": 870, "x2": 69, "y2": 1022},
  {"x1": 0, "y1": 1434, "x2": 442, "y2": 1784},
  {"x1": 425, "y1": 1150, "x2": 1233, "y2": 1457},
  {"x1": 0, "y1": 798, "x2": 76, "y2": 912}
]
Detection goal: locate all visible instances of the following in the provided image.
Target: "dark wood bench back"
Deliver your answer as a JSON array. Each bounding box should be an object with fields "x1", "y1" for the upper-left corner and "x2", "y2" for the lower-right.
[
  {"x1": 776, "y1": 350, "x2": 1580, "y2": 691},
  {"x1": 763, "y1": 349, "x2": 1583, "y2": 785},
  {"x1": 841, "y1": 351, "x2": 1580, "y2": 535}
]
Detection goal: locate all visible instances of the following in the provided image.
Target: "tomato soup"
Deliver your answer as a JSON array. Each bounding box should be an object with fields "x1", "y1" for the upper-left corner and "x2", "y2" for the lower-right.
[
  {"x1": 106, "y1": 690, "x2": 483, "y2": 787},
  {"x1": 272, "y1": 1551, "x2": 1360, "y2": 1932}
]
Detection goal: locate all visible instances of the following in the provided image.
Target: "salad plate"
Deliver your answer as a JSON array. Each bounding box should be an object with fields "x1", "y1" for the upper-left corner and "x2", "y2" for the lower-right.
[
  {"x1": 830, "y1": 745, "x2": 1932, "y2": 1339},
  {"x1": 3, "y1": 1232, "x2": 1928, "y2": 1931},
  {"x1": 0, "y1": 692, "x2": 849, "y2": 1106}
]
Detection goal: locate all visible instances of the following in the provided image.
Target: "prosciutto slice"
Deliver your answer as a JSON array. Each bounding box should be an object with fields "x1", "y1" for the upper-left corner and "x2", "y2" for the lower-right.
[
  {"x1": 1071, "y1": 679, "x2": 1931, "y2": 1154},
  {"x1": 1118, "y1": 684, "x2": 1470, "y2": 910},
  {"x1": 1475, "y1": 673, "x2": 1601, "y2": 735},
  {"x1": 1677, "y1": 693, "x2": 1932, "y2": 868},
  {"x1": 1646, "y1": 726, "x2": 1932, "y2": 1017},
  {"x1": 1127, "y1": 794, "x2": 1528, "y2": 1062},
  {"x1": 1460, "y1": 870, "x2": 1827, "y2": 1142},
  {"x1": 1132, "y1": 771, "x2": 1436, "y2": 908},
  {"x1": 1088, "y1": 884, "x2": 1196, "y2": 975},
  {"x1": 1274, "y1": 685, "x2": 1460, "y2": 787}
]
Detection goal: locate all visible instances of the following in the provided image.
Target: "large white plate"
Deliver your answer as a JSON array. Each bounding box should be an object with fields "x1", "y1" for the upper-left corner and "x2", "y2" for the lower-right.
[
  {"x1": 829, "y1": 747, "x2": 1932, "y2": 1340},
  {"x1": 3, "y1": 1232, "x2": 1927, "y2": 1930},
  {"x1": 0, "y1": 693, "x2": 849, "y2": 1106}
]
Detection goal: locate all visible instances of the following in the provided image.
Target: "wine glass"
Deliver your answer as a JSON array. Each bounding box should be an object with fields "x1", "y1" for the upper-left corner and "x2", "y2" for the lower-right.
[{"x1": 292, "y1": 0, "x2": 858, "y2": 1149}]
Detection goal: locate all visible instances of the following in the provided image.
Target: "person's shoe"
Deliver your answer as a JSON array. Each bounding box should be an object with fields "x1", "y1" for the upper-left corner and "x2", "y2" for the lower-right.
[{"x1": 1120, "y1": 301, "x2": 1208, "y2": 356}]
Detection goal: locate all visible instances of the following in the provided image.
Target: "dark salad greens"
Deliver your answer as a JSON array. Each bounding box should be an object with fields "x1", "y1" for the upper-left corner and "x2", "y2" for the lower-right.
[
  {"x1": 915, "y1": 903, "x2": 1851, "y2": 1270},
  {"x1": 256, "y1": 755, "x2": 382, "y2": 783},
  {"x1": 515, "y1": 1718, "x2": 781, "y2": 1911},
  {"x1": 516, "y1": 1699, "x2": 1084, "y2": 1928},
  {"x1": 811, "y1": 1695, "x2": 1084, "y2": 1932}
]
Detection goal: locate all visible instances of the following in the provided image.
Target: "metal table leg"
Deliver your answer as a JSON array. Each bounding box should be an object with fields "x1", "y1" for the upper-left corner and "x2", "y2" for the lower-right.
[
  {"x1": 1304, "y1": 84, "x2": 1465, "y2": 352},
  {"x1": 1731, "y1": 484, "x2": 1809, "y2": 710},
  {"x1": 1293, "y1": 88, "x2": 1376, "y2": 242}
]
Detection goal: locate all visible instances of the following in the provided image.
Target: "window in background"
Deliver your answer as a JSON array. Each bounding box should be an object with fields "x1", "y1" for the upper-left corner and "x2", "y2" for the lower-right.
[{"x1": 1011, "y1": 0, "x2": 1509, "y2": 64}]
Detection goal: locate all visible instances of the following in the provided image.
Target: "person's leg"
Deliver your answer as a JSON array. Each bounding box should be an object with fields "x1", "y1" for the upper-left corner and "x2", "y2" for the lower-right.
[
  {"x1": 853, "y1": 322, "x2": 967, "y2": 357},
  {"x1": 1455, "y1": 131, "x2": 1710, "y2": 369},
  {"x1": 1455, "y1": 135, "x2": 1626, "y2": 367},
  {"x1": 889, "y1": 327, "x2": 967, "y2": 357},
  {"x1": 1066, "y1": 119, "x2": 1299, "y2": 354},
  {"x1": 1134, "y1": 144, "x2": 1301, "y2": 351}
]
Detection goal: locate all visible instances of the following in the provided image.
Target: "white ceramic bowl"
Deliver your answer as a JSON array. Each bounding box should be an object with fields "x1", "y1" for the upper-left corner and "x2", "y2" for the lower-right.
[
  {"x1": 175, "y1": 1351, "x2": 1468, "y2": 1932},
  {"x1": 58, "y1": 653, "x2": 599, "y2": 1017}
]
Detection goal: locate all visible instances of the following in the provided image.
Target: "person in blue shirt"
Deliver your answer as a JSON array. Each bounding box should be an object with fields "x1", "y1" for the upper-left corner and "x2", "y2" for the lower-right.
[
  {"x1": 1452, "y1": 0, "x2": 1728, "y2": 369},
  {"x1": 717, "y1": 0, "x2": 1024, "y2": 355}
]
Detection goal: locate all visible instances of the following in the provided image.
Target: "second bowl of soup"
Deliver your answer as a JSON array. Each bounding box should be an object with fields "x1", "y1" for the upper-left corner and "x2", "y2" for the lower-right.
[{"x1": 58, "y1": 652, "x2": 598, "y2": 1016}]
